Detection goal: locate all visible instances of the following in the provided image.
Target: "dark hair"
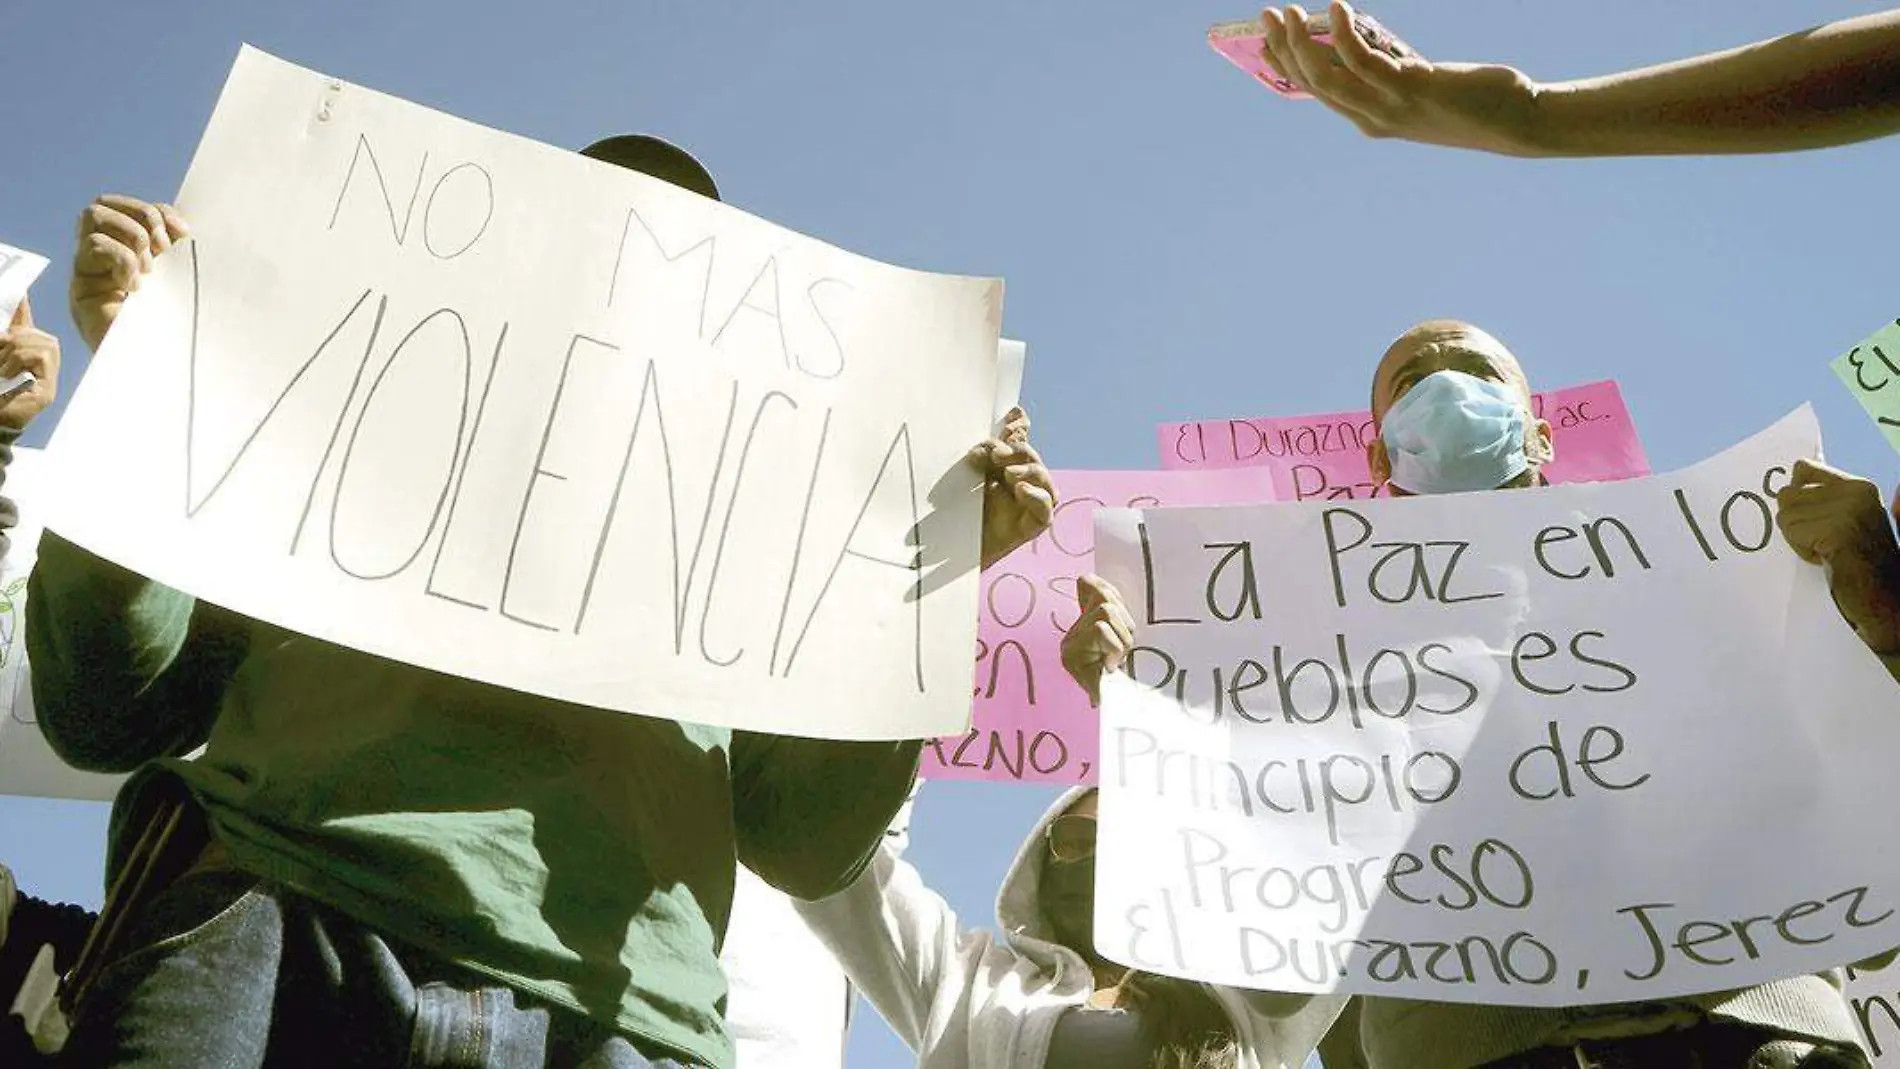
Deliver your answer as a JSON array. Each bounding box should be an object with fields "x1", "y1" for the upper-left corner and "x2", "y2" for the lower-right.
[
  {"x1": 578, "y1": 134, "x2": 720, "y2": 202},
  {"x1": 1114, "y1": 970, "x2": 1240, "y2": 1069}
]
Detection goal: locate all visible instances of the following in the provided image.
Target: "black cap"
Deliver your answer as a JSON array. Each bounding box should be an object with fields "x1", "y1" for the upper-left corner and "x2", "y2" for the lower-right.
[{"x1": 580, "y1": 134, "x2": 720, "y2": 202}]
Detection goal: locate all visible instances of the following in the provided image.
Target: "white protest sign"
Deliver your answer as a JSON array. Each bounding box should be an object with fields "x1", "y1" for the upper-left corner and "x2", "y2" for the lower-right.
[
  {"x1": 1091, "y1": 408, "x2": 1900, "y2": 1006},
  {"x1": 1849, "y1": 962, "x2": 1900, "y2": 1067},
  {"x1": 39, "y1": 47, "x2": 1005, "y2": 741},
  {"x1": 995, "y1": 338, "x2": 1026, "y2": 426},
  {"x1": 0, "y1": 243, "x2": 49, "y2": 327},
  {"x1": 0, "y1": 448, "x2": 125, "y2": 802}
]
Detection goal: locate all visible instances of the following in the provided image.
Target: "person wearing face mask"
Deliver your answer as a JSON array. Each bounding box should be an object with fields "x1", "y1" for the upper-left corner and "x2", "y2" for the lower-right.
[
  {"x1": 790, "y1": 784, "x2": 1344, "y2": 1069},
  {"x1": 1061, "y1": 319, "x2": 1898, "y2": 1069},
  {"x1": 1374, "y1": 361, "x2": 1545, "y2": 495}
]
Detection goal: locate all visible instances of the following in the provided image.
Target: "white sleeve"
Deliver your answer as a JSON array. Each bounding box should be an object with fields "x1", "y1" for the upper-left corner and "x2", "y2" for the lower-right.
[
  {"x1": 882, "y1": 778, "x2": 921, "y2": 859},
  {"x1": 793, "y1": 785, "x2": 976, "y2": 1053}
]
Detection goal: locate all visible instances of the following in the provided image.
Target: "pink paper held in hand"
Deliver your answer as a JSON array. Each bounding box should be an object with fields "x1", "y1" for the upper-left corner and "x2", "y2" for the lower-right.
[
  {"x1": 922, "y1": 467, "x2": 1276, "y2": 786},
  {"x1": 1156, "y1": 380, "x2": 1652, "y2": 498},
  {"x1": 1209, "y1": 18, "x2": 1323, "y2": 98},
  {"x1": 1207, "y1": 10, "x2": 1410, "y2": 100}
]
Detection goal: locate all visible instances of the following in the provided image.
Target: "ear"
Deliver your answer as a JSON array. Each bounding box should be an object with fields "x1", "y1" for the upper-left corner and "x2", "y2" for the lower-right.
[{"x1": 1368, "y1": 435, "x2": 1391, "y2": 484}]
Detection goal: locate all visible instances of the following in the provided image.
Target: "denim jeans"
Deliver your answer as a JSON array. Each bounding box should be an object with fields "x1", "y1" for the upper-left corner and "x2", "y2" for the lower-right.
[{"x1": 61, "y1": 868, "x2": 704, "y2": 1069}]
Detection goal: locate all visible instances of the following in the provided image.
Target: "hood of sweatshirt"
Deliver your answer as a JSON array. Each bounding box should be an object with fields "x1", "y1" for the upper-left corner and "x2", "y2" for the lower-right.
[
  {"x1": 993, "y1": 786, "x2": 1095, "y2": 971},
  {"x1": 995, "y1": 786, "x2": 1348, "y2": 1069}
]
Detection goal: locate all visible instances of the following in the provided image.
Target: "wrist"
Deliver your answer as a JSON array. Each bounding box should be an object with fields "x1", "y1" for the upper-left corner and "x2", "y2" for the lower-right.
[
  {"x1": 1446, "y1": 64, "x2": 1554, "y2": 159},
  {"x1": 1832, "y1": 546, "x2": 1900, "y2": 653},
  {"x1": 1509, "y1": 78, "x2": 1567, "y2": 158},
  {"x1": 1865, "y1": 569, "x2": 1900, "y2": 656},
  {"x1": 1856, "y1": 609, "x2": 1900, "y2": 655}
]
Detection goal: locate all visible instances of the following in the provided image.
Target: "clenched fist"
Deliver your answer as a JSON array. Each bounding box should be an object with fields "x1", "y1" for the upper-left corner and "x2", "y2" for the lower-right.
[{"x1": 70, "y1": 194, "x2": 189, "y2": 353}]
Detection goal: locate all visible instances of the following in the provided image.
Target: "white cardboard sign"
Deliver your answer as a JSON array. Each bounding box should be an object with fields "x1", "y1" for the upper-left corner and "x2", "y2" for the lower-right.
[
  {"x1": 39, "y1": 47, "x2": 1005, "y2": 741},
  {"x1": 1092, "y1": 408, "x2": 1900, "y2": 1006},
  {"x1": 0, "y1": 243, "x2": 48, "y2": 328},
  {"x1": 1849, "y1": 961, "x2": 1900, "y2": 1066}
]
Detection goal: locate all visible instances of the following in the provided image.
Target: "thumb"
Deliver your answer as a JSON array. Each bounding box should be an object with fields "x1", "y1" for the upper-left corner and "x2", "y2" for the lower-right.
[
  {"x1": 1789, "y1": 457, "x2": 1845, "y2": 487},
  {"x1": 9, "y1": 294, "x2": 29, "y2": 331},
  {"x1": 1076, "y1": 573, "x2": 1115, "y2": 616}
]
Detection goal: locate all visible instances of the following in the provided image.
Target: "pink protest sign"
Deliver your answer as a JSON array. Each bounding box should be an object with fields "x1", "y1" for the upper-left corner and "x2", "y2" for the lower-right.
[
  {"x1": 1207, "y1": 13, "x2": 1414, "y2": 99},
  {"x1": 1156, "y1": 380, "x2": 1650, "y2": 497},
  {"x1": 922, "y1": 467, "x2": 1275, "y2": 784},
  {"x1": 1208, "y1": 18, "x2": 1314, "y2": 99}
]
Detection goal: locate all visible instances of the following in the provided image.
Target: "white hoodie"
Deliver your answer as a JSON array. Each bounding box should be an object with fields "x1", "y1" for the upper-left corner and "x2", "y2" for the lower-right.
[{"x1": 793, "y1": 787, "x2": 1346, "y2": 1069}]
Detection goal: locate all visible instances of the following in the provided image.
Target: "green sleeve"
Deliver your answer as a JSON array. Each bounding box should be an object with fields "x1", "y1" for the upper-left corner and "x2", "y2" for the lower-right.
[
  {"x1": 26, "y1": 532, "x2": 248, "y2": 772},
  {"x1": 728, "y1": 732, "x2": 921, "y2": 901}
]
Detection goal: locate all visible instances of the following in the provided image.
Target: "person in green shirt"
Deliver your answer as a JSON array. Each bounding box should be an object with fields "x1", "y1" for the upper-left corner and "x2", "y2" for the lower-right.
[{"x1": 39, "y1": 136, "x2": 1058, "y2": 1069}]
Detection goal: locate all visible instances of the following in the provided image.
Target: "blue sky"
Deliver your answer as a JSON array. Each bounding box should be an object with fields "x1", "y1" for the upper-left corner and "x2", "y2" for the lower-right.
[{"x1": 2, "y1": 2, "x2": 1897, "y2": 1066}]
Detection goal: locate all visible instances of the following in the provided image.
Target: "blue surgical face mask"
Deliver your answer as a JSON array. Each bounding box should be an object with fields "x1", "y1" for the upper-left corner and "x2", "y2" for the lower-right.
[{"x1": 1380, "y1": 370, "x2": 1531, "y2": 495}]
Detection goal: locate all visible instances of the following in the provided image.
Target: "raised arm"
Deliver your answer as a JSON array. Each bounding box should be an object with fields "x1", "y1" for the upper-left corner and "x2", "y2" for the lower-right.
[
  {"x1": 729, "y1": 732, "x2": 923, "y2": 900},
  {"x1": 788, "y1": 786, "x2": 979, "y2": 1053},
  {"x1": 731, "y1": 410, "x2": 1055, "y2": 894},
  {"x1": 1261, "y1": 2, "x2": 1900, "y2": 158},
  {"x1": 30, "y1": 195, "x2": 245, "y2": 772}
]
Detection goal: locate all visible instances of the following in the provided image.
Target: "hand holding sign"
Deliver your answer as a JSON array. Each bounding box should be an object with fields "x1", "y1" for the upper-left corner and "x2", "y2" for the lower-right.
[
  {"x1": 925, "y1": 467, "x2": 1274, "y2": 783},
  {"x1": 69, "y1": 194, "x2": 189, "y2": 352},
  {"x1": 1777, "y1": 459, "x2": 1900, "y2": 653},
  {"x1": 975, "y1": 407, "x2": 1056, "y2": 569},
  {"x1": 1060, "y1": 574, "x2": 1134, "y2": 707},
  {"x1": 0, "y1": 298, "x2": 58, "y2": 430},
  {"x1": 1257, "y1": 2, "x2": 1536, "y2": 156},
  {"x1": 1208, "y1": 5, "x2": 1412, "y2": 100}
]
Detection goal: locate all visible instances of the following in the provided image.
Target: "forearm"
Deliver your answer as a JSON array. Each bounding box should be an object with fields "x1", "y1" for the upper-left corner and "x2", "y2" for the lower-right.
[
  {"x1": 793, "y1": 843, "x2": 960, "y2": 1051},
  {"x1": 733, "y1": 734, "x2": 923, "y2": 900},
  {"x1": 1526, "y1": 10, "x2": 1900, "y2": 157},
  {"x1": 1833, "y1": 552, "x2": 1900, "y2": 656},
  {"x1": 26, "y1": 532, "x2": 240, "y2": 771}
]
